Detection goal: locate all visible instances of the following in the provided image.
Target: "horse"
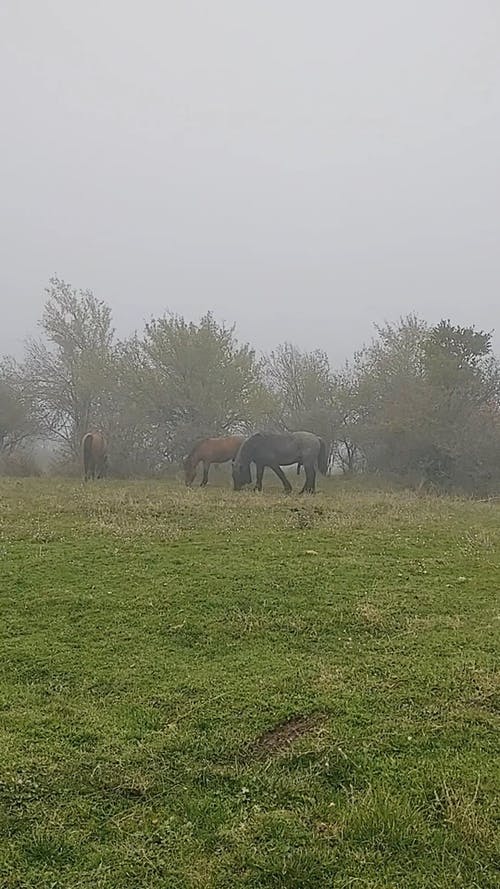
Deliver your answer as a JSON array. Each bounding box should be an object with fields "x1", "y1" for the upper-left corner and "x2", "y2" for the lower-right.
[
  {"x1": 82, "y1": 431, "x2": 108, "y2": 481},
  {"x1": 183, "y1": 435, "x2": 245, "y2": 487},
  {"x1": 232, "y1": 431, "x2": 328, "y2": 494}
]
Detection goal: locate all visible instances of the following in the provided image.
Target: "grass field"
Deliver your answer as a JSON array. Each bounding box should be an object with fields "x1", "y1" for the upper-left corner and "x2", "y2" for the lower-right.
[{"x1": 0, "y1": 476, "x2": 499, "y2": 888}]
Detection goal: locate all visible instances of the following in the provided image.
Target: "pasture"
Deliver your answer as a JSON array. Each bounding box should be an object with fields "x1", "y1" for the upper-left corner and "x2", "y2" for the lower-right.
[{"x1": 0, "y1": 477, "x2": 499, "y2": 888}]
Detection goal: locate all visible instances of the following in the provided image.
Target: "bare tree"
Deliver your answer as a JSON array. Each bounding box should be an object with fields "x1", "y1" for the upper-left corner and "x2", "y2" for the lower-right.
[{"x1": 21, "y1": 278, "x2": 116, "y2": 454}]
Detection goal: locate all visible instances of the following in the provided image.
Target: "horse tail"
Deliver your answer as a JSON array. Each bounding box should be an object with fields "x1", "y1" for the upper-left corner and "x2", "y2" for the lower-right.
[
  {"x1": 317, "y1": 438, "x2": 328, "y2": 475},
  {"x1": 82, "y1": 432, "x2": 93, "y2": 478},
  {"x1": 297, "y1": 462, "x2": 301, "y2": 475}
]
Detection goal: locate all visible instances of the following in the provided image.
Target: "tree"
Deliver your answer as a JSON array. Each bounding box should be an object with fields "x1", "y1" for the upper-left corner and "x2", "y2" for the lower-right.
[
  {"x1": 0, "y1": 360, "x2": 34, "y2": 452},
  {"x1": 423, "y1": 320, "x2": 500, "y2": 404},
  {"x1": 425, "y1": 320, "x2": 492, "y2": 368},
  {"x1": 348, "y1": 315, "x2": 500, "y2": 491},
  {"x1": 133, "y1": 312, "x2": 272, "y2": 459},
  {"x1": 21, "y1": 278, "x2": 116, "y2": 454},
  {"x1": 421, "y1": 320, "x2": 500, "y2": 490},
  {"x1": 329, "y1": 364, "x2": 365, "y2": 473},
  {"x1": 266, "y1": 343, "x2": 334, "y2": 442}
]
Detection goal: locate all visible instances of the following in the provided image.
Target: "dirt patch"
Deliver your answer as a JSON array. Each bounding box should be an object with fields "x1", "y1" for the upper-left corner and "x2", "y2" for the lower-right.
[{"x1": 251, "y1": 713, "x2": 324, "y2": 759}]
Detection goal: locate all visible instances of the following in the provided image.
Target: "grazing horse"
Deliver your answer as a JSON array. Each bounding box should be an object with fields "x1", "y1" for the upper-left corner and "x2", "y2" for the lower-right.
[
  {"x1": 232, "y1": 431, "x2": 328, "y2": 494},
  {"x1": 82, "y1": 431, "x2": 107, "y2": 481},
  {"x1": 183, "y1": 435, "x2": 245, "y2": 487}
]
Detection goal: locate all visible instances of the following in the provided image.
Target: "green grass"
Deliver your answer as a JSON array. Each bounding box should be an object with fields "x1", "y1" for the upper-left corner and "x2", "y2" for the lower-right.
[{"x1": 0, "y1": 476, "x2": 499, "y2": 888}]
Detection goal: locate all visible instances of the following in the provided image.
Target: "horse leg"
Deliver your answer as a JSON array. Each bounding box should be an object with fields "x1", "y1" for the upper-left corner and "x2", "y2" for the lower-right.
[
  {"x1": 309, "y1": 467, "x2": 316, "y2": 493},
  {"x1": 300, "y1": 464, "x2": 316, "y2": 494},
  {"x1": 200, "y1": 461, "x2": 209, "y2": 486},
  {"x1": 271, "y1": 465, "x2": 293, "y2": 494},
  {"x1": 254, "y1": 463, "x2": 264, "y2": 491}
]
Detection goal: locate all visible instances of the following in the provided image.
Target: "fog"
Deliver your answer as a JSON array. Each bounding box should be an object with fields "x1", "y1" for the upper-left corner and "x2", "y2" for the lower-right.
[{"x1": 2, "y1": 1, "x2": 500, "y2": 360}]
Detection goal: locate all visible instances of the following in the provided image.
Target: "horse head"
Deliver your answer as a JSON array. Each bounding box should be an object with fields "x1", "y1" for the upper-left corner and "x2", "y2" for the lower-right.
[
  {"x1": 232, "y1": 458, "x2": 252, "y2": 491},
  {"x1": 183, "y1": 455, "x2": 196, "y2": 486}
]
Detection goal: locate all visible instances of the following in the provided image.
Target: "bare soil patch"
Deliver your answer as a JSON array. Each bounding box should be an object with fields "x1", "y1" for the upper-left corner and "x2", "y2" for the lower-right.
[{"x1": 251, "y1": 713, "x2": 324, "y2": 759}]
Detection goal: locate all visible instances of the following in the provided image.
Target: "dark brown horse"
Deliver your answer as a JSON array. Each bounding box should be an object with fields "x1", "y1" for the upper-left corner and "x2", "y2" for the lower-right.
[
  {"x1": 82, "y1": 431, "x2": 108, "y2": 481},
  {"x1": 183, "y1": 435, "x2": 245, "y2": 486},
  {"x1": 232, "y1": 431, "x2": 328, "y2": 493}
]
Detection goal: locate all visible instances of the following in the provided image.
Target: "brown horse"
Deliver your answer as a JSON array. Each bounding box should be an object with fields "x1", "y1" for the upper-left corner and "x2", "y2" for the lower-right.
[
  {"x1": 183, "y1": 435, "x2": 245, "y2": 486},
  {"x1": 82, "y1": 431, "x2": 108, "y2": 481}
]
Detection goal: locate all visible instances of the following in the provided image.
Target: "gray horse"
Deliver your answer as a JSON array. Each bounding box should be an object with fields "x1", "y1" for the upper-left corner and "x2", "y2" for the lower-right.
[{"x1": 232, "y1": 431, "x2": 328, "y2": 493}]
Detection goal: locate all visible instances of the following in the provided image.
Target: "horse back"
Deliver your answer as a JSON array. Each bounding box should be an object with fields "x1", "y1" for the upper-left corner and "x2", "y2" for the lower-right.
[
  {"x1": 247, "y1": 431, "x2": 319, "y2": 465},
  {"x1": 195, "y1": 435, "x2": 244, "y2": 463},
  {"x1": 223, "y1": 435, "x2": 245, "y2": 459}
]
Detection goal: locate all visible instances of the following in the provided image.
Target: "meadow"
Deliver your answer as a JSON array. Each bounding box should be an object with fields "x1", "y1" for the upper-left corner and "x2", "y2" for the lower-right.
[{"x1": 0, "y1": 475, "x2": 499, "y2": 888}]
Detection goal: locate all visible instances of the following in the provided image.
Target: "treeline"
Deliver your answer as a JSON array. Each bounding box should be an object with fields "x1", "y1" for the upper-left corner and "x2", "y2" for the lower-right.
[{"x1": 1, "y1": 277, "x2": 500, "y2": 493}]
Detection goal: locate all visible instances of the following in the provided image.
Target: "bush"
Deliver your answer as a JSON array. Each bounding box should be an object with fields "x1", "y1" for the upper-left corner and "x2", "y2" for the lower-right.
[{"x1": 0, "y1": 451, "x2": 42, "y2": 477}]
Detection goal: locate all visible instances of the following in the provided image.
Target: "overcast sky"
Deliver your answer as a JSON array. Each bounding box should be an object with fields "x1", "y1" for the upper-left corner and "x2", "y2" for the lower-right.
[{"x1": 1, "y1": 1, "x2": 499, "y2": 363}]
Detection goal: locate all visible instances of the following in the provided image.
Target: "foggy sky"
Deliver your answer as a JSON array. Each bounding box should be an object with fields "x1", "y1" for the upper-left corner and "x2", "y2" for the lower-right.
[{"x1": 1, "y1": 1, "x2": 500, "y2": 363}]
